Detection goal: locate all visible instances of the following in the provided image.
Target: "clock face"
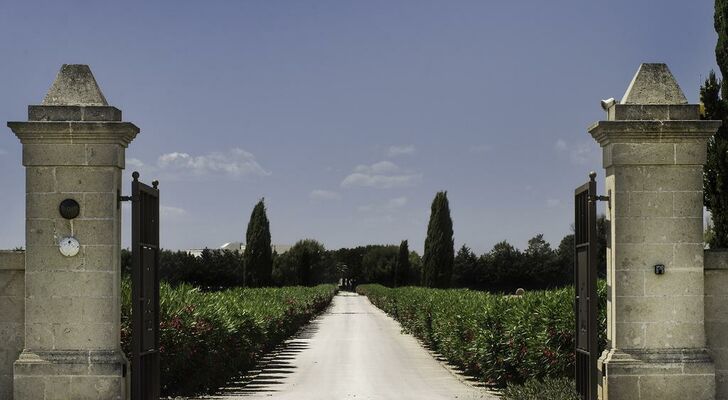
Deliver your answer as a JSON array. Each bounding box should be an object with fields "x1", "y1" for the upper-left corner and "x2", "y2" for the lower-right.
[{"x1": 59, "y1": 236, "x2": 80, "y2": 257}]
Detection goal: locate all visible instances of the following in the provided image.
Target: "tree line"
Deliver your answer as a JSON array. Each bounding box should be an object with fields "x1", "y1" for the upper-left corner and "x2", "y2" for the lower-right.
[{"x1": 122, "y1": 192, "x2": 606, "y2": 293}]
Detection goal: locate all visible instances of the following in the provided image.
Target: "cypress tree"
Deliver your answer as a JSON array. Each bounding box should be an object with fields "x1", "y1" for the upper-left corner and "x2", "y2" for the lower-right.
[
  {"x1": 422, "y1": 191, "x2": 454, "y2": 288},
  {"x1": 394, "y1": 240, "x2": 410, "y2": 287},
  {"x1": 243, "y1": 199, "x2": 272, "y2": 287},
  {"x1": 716, "y1": 0, "x2": 728, "y2": 80},
  {"x1": 705, "y1": 0, "x2": 728, "y2": 248}
]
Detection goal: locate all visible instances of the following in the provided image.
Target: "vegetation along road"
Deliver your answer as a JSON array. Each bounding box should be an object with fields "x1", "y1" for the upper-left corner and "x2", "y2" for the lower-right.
[{"x1": 202, "y1": 292, "x2": 496, "y2": 400}]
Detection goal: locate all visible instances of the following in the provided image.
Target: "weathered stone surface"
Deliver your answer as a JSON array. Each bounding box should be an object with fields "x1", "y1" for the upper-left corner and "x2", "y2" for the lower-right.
[
  {"x1": 8, "y1": 65, "x2": 136, "y2": 400},
  {"x1": 595, "y1": 64, "x2": 718, "y2": 400},
  {"x1": 610, "y1": 104, "x2": 700, "y2": 121},
  {"x1": 621, "y1": 63, "x2": 688, "y2": 105},
  {"x1": 600, "y1": 349, "x2": 715, "y2": 400},
  {"x1": 41, "y1": 65, "x2": 108, "y2": 106},
  {"x1": 28, "y1": 105, "x2": 121, "y2": 122},
  {"x1": 705, "y1": 252, "x2": 728, "y2": 399},
  {"x1": 14, "y1": 350, "x2": 127, "y2": 400},
  {"x1": 0, "y1": 251, "x2": 24, "y2": 400}
]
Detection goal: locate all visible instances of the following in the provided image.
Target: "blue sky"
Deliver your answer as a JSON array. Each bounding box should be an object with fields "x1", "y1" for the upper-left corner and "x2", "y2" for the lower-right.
[{"x1": 0, "y1": 1, "x2": 718, "y2": 253}]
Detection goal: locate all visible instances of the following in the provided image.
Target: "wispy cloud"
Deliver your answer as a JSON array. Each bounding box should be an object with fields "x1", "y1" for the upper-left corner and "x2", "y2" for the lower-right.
[
  {"x1": 341, "y1": 161, "x2": 421, "y2": 189},
  {"x1": 157, "y1": 148, "x2": 270, "y2": 178},
  {"x1": 309, "y1": 189, "x2": 342, "y2": 201},
  {"x1": 160, "y1": 205, "x2": 187, "y2": 218},
  {"x1": 387, "y1": 145, "x2": 416, "y2": 157},
  {"x1": 127, "y1": 158, "x2": 145, "y2": 168},
  {"x1": 554, "y1": 139, "x2": 598, "y2": 165}
]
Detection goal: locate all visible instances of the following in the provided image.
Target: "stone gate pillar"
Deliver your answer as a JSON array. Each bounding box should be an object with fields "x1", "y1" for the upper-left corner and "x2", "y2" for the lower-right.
[
  {"x1": 591, "y1": 63, "x2": 721, "y2": 400},
  {"x1": 7, "y1": 65, "x2": 138, "y2": 399}
]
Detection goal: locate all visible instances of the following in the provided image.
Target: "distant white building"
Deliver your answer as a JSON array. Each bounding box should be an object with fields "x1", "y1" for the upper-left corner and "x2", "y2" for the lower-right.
[{"x1": 187, "y1": 242, "x2": 292, "y2": 257}]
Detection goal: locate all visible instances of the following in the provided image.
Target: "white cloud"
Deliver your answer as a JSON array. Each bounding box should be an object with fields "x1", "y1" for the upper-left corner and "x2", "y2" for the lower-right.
[
  {"x1": 157, "y1": 148, "x2": 270, "y2": 178},
  {"x1": 127, "y1": 158, "x2": 145, "y2": 168},
  {"x1": 554, "y1": 139, "x2": 598, "y2": 165},
  {"x1": 342, "y1": 161, "x2": 422, "y2": 189},
  {"x1": 160, "y1": 206, "x2": 187, "y2": 218},
  {"x1": 354, "y1": 161, "x2": 400, "y2": 174},
  {"x1": 469, "y1": 144, "x2": 492, "y2": 154},
  {"x1": 387, "y1": 145, "x2": 416, "y2": 157},
  {"x1": 309, "y1": 190, "x2": 342, "y2": 201}
]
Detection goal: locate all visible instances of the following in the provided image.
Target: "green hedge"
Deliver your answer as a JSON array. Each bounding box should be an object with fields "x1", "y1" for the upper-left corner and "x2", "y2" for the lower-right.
[
  {"x1": 121, "y1": 280, "x2": 337, "y2": 397},
  {"x1": 357, "y1": 283, "x2": 606, "y2": 387},
  {"x1": 503, "y1": 377, "x2": 580, "y2": 400}
]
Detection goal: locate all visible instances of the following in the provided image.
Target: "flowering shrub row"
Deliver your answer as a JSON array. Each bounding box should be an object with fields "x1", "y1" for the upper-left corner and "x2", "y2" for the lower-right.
[
  {"x1": 121, "y1": 280, "x2": 337, "y2": 396},
  {"x1": 356, "y1": 283, "x2": 606, "y2": 387}
]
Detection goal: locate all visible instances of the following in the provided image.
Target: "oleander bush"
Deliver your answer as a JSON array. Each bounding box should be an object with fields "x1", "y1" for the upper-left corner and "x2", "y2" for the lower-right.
[
  {"x1": 121, "y1": 280, "x2": 337, "y2": 397},
  {"x1": 503, "y1": 377, "x2": 580, "y2": 400},
  {"x1": 357, "y1": 282, "x2": 606, "y2": 387}
]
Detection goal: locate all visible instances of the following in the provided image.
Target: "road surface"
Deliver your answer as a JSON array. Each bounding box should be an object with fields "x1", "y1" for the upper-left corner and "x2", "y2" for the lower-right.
[{"x1": 200, "y1": 292, "x2": 497, "y2": 400}]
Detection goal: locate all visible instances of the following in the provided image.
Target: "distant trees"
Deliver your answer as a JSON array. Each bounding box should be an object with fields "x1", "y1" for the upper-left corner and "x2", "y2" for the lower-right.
[
  {"x1": 394, "y1": 240, "x2": 411, "y2": 287},
  {"x1": 243, "y1": 199, "x2": 273, "y2": 287},
  {"x1": 452, "y1": 245, "x2": 479, "y2": 288},
  {"x1": 422, "y1": 191, "x2": 454, "y2": 288},
  {"x1": 121, "y1": 248, "x2": 244, "y2": 290},
  {"x1": 273, "y1": 239, "x2": 330, "y2": 286},
  {"x1": 362, "y1": 245, "x2": 398, "y2": 285}
]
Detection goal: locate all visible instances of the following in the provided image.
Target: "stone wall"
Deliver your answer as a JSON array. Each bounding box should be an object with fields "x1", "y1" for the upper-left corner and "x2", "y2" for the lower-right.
[
  {"x1": 706, "y1": 250, "x2": 728, "y2": 400},
  {"x1": 0, "y1": 251, "x2": 25, "y2": 400}
]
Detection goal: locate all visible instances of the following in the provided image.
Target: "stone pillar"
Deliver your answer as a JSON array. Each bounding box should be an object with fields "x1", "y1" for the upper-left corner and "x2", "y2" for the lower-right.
[
  {"x1": 7, "y1": 65, "x2": 138, "y2": 400},
  {"x1": 591, "y1": 63, "x2": 721, "y2": 400}
]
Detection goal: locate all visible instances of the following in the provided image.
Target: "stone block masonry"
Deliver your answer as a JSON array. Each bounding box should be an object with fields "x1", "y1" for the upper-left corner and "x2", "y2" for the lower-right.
[
  {"x1": 705, "y1": 250, "x2": 728, "y2": 400},
  {"x1": 7, "y1": 64, "x2": 139, "y2": 400},
  {"x1": 0, "y1": 251, "x2": 24, "y2": 400},
  {"x1": 592, "y1": 63, "x2": 721, "y2": 400}
]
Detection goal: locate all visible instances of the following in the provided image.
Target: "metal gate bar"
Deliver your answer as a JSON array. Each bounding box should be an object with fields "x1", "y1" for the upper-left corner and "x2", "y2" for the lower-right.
[
  {"x1": 131, "y1": 171, "x2": 160, "y2": 400},
  {"x1": 574, "y1": 172, "x2": 598, "y2": 400}
]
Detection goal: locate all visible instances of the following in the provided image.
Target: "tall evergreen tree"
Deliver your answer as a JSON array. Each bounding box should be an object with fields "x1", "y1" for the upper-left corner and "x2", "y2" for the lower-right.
[
  {"x1": 394, "y1": 240, "x2": 411, "y2": 287},
  {"x1": 243, "y1": 199, "x2": 272, "y2": 287},
  {"x1": 705, "y1": 1, "x2": 728, "y2": 248},
  {"x1": 422, "y1": 191, "x2": 454, "y2": 288},
  {"x1": 703, "y1": 71, "x2": 728, "y2": 248},
  {"x1": 716, "y1": 0, "x2": 728, "y2": 79}
]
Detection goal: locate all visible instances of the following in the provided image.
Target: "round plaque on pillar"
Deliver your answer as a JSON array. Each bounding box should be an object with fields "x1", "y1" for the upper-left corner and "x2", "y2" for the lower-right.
[{"x1": 59, "y1": 236, "x2": 80, "y2": 257}]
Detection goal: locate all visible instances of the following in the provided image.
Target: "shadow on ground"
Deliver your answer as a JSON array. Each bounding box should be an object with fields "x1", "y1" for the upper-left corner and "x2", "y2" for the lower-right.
[{"x1": 188, "y1": 319, "x2": 321, "y2": 399}]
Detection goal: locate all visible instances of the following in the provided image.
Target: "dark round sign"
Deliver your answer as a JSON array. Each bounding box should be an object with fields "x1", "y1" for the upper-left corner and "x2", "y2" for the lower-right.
[{"x1": 59, "y1": 198, "x2": 80, "y2": 220}]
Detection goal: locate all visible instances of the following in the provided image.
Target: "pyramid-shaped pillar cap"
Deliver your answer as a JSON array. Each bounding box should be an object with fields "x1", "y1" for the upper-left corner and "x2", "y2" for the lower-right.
[
  {"x1": 620, "y1": 63, "x2": 688, "y2": 105},
  {"x1": 41, "y1": 64, "x2": 108, "y2": 106}
]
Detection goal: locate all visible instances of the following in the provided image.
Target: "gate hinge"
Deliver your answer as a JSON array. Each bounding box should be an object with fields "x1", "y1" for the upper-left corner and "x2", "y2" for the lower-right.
[
  {"x1": 118, "y1": 189, "x2": 132, "y2": 209},
  {"x1": 589, "y1": 195, "x2": 610, "y2": 203}
]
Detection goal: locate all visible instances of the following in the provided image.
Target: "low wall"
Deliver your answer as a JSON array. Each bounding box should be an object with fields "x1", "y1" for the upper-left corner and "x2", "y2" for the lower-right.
[
  {"x1": 706, "y1": 250, "x2": 728, "y2": 400},
  {"x1": 0, "y1": 251, "x2": 24, "y2": 400}
]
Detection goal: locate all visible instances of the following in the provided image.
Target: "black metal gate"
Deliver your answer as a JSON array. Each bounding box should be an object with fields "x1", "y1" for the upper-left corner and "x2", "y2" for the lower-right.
[
  {"x1": 574, "y1": 172, "x2": 598, "y2": 400},
  {"x1": 130, "y1": 171, "x2": 160, "y2": 400}
]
